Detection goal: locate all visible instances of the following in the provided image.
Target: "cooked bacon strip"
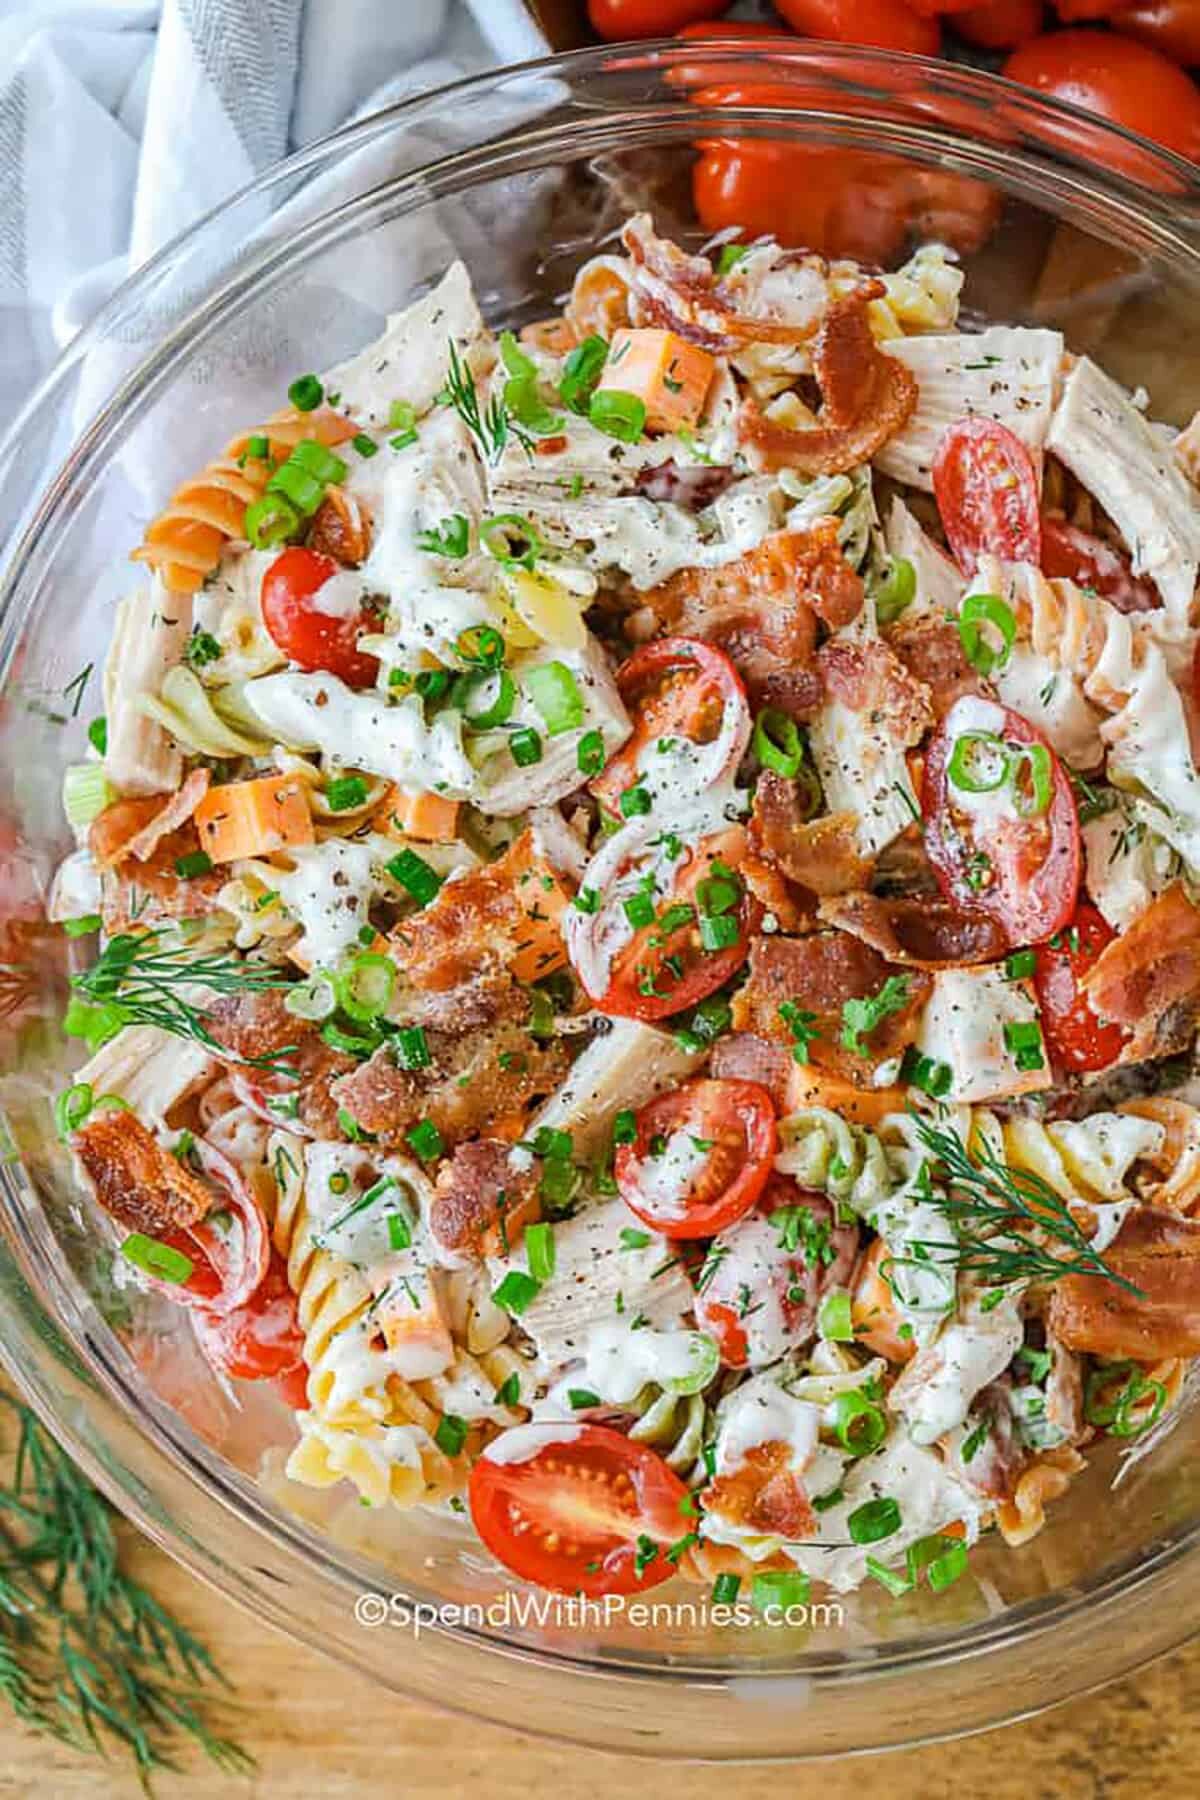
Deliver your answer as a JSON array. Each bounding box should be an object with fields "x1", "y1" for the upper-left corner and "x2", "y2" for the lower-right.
[
  {"x1": 90, "y1": 769, "x2": 211, "y2": 869},
  {"x1": 73, "y1": 1108, "x2": 212, "y2": 1237},
  {"x1": 710, "y1": 1032, "x2": 793, "y2": 1111},
  {"x1": 622, "y1": 214, "x2": 820, "y2": 353},
  {"x1": 817, "y1": 891, "x2": 1008, "y2": 969},
  {"x1": 430, "y1": 1139, "x2": 540, "y2": 1258},
  {"x1": 702, "y1": 1441, "x2": 817, "y2": 1541},
  {"x1": 740, "y1": 290, "x2": 919, "y2": 477},
  {"x1": 731, "y1": 931, "x2": 930, "y2": 1083},
  {"x1": 750, "y1": 773, "x2": 871, "y2": 897},
  {"x1": 99, "y1": 827, "x2": 225, "y2": 933},
  {"x1": 944, "y1": 1380, "x2": 1029, "y2": 1501},
  {"x1": 330, "y1": 1024, "x2": 571, "y2": 1152},
  {"x1": 632, "y1": 523, "x2": 861, "y2": 715},
  {"x1": 1047, "y1": 1205, "x2": 1200, "y2": 1361},
  {"x1": 205, "y1": 991, "x2": 353, "y2": 1139},
  {"x1": 307, "y1": 487, "x2": 372, "y2": 568},
  {"x1": 1081, "y1": 884, "x2": 1200, "y2": 1062},
  {"x1": 817, "y1": 638, "x2": 933, "y2": 747},
  {"x1": 390, "y1": 831, "x2": 567, "y2": 994},
  {"x1": 889, "y1": 615, "x2": 987, "y2": 718},
  {"x1": 634, "y1": 460, "x2": 736, "y2": 510}
]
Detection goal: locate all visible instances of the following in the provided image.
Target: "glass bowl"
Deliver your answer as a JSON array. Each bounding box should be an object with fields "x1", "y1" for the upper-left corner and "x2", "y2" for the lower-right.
[{"x1": 2, "y1": 41, "x2": 1200, "y2": 1760}]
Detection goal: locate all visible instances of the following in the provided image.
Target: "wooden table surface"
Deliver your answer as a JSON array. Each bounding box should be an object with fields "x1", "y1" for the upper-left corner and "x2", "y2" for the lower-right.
[{"x1": 0, "y1": 1505, "x2": 1193, "y2": 1799}]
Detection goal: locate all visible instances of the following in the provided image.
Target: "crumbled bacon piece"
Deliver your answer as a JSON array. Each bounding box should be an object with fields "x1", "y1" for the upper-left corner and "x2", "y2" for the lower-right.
[
  {"x1": 98, "y1": 827, "x2": 225, "y2": 933},
  {"x1": 1081, "y1": 884, "x2": 1200, "y2": 1062},
  {"x1": 634, "y1": 460, "x2": 736, "y2": 510},
  {"x1": 622, "y1": 213, "x2": 824, "y2": 353},
  {"x1": 90, "y1": 769, "x2": 211, "y2": 869},
  {"x1": 817, "y1": 891, "x2": 1008, "y2": 968},
  {"x1": 390, "y1": 831, "x2": 567, "y2": 994},
  {"x1": 702, "y1": 1441, "x2": 817, "y2": 1541},
  {"x1": 740, "y1": 289, "x2": 918, "y2": 476},
  {"x1": 1047, "y1": 1205, "x2": 1200, "y2": 1362},
  {"x1": 750, "y1": 773, "x2": 871, "y2": 897},
  {"x1": 889, "y1": 614, "x2": 987, "y2": 718},
  {"x1": 816, "y1": 638, "x2": 933, "y2": 746},
  {"x1": 944, "y1": 1379, "x2": 1029, "y2": 1502},
  {"x1": 307, "y1": 487, "x2": 372, "y2": 568},
  {"x1": 431, "y1": 1139, "x2": 540, "y2": 1258},
  {"x1": 73, "y1": 1108, "x2": 212, "y2": 1237},
  {"x1": 204, "y1": 991, "x2": 353, "y2": 1138}
]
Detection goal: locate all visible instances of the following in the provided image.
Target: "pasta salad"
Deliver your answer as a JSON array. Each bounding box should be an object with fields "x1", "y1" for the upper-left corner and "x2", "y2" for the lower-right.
[{"x1": 51, "y1": 213, "x2": 1200, "y2": 1603}]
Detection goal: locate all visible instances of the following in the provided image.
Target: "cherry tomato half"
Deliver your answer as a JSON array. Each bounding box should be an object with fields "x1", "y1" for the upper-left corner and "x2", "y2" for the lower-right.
[
  {"x1": 1032, "y1": 901, "x2": 1130, "y2": 1074},
  {"x1": 1004, "y1": 29, "x2": 1200, "y2": 161},
  {"x1": 934, "y1": 419, "x2": 1042, "y2": 576},
  {"x1": 589, "y1": 0, "x2": 730, "y2": 38},
  {"x1": 261, "y1": 546, "x2": 380, "y2": 688},
  {"x1": 191, "y1": 1252, "x2": 307, "y2": 1384},
  {"x1": 772, "y1": 0, "x2": 941, "y2": 52},
  {"x1": 468, "y1": 1424, "x2": 689, "y2": 1595},
  {"x1": 952, "y1": 0, "x2": 1045, "y2": 47},
  {"x1": 615, "y1": 1078, "x2": 778, "y2": 1238},
  {"x1": 598, "y1": 829, "x2": 761, "y2": 1021},
  {"x1": 1112, "y1": 1, "x2": 1200, "y2": 66},
  {"x1": 922, "y1": 696, "x2": 1081, "y2": 946},
  {"x1": 592, "y1": 637, "x2": 748, "y2": 817},
  {"x1": 1040, "y1": 515, "x2": 1159, "y2": 613}
]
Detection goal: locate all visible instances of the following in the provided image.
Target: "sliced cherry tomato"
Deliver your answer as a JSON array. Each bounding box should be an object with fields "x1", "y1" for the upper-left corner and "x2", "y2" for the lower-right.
[
  {"x1": 191, "y1": 1252, "x2": 307, "y2": 1383},
  {"x1": 771, "y1": 0, "x2": 941, "y2": 52},
  {"x1": 1004, "y1": 29, "x2": 1200, "y2": 161},
  {"x1": 588, "y1": 829, "x2": 761, "y2": 1021},
  {"x1": 615, "y1": 1078, "x2": 777, "y2": 1238},
  {"x1": 1112, "y1": 2, "x2": 1200, "y2": 66},
  {"x1": 588, "y1": 0, "x2": 730, "y2": 37},
  {"x1": 1032, "y1": 901, "x2": 1129, "y2": 1074},
  {"x1": 592, "y1": 637, "x2": 749, "y2": 816},
  {"x1": 1040, "y1": 515, "x2": 1159, "y2": 613},
  {"x1": 695, "y1": 1178, "x2": 858, "y2": 1368},
  {"x1": 261, "y1": 546, "x2": 380, "y2": 688},
  {"x1": 934, "y1": 419, "x2": 1042, "y2": 576},
  {"x1": 952, "y1": 0, "x2": 1045, "y2": 47},
  {"x1": 922, "y1": 696, "x2": 1081, "y2": 946},
  {"x1": 468, "y1": 1423, "x2": 689, "y2": 1595}
]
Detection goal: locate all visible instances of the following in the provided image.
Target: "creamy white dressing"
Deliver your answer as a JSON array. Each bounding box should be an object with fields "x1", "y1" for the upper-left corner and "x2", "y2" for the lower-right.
[
  {"x1": 713, "y1": 1375, "x2": 822, "y2": 1477},
  {"x1": 914, "y1": 965, "x2": 1045, "y2": 1107},
  {"x1": 893, "y1": 1301, "x2": 1024, "y2": 1446},
  {"x1": 551, "y1": 1321, "x2": 717, "y2": 1409},
  {"x1": 994, "y1": 644, "x2": 1105, "y2": 769},
  {"x1": 869, "y1": 1179, "x2": 958, "y2": 1349},
  {"x1": 482, "y1": 1423, "x2": 583, "y2": 1466},
  {"x1": 241, "y1": 670, "x2": 475, "y2": 795},
  {"x1": 268, "y1": 837, "x2": 380, "y2": 968},
  {"x1": 697, "y1": 1212, "x2": 813, "y2": 1369},
  {"x1": 626, "y1": 1128, "x2": 711, "y2": 1225}
]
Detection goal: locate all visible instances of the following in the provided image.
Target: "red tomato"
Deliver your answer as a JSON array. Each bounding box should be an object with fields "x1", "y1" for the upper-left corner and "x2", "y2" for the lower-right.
[
  {"x1": 953, "y1": 0, "x2": 1045, "y2": 46},
  {"x1": 922, "y1": 701, "x2": 1081, "y2": 946},
  {"x1": 192, "y1": 1253, "x2": 307, "y2": 1383},
  {"x1": 670, "y1": 19, "x2": 798, "y2": 84},
  {"x1": 1033, "y1": 902, "x2": 1129, "y2": 1073},
  {"x1": 1053, "y1": 0, "x2": 1119, "y2": 16},
  {"x1": 908, "y1": 0, "x2": 983, "y2": 11},
  {"x1": 1004, "y1": 29, "x2": 1200, "y2": 161},
  {"x1": 771, "y1": 0, "x2": 941, "y2": 51},
  {"x1": 261, "y1": 547, "x2": 380, "y2": 688},
  {"x1": 1112, "y1": 1, "x2": 1200, "y2": 65},
  {"x1": 1040, "y1": 515, "x2": 1159, "y2": 613},
  {"x1": 468, "y1": 1424, "x2": 689, "y2": 1595},
  {"x1": 615, "y1": 1078, "x2": 777, "y2": 1238},
  {"x1": 589, "y1": 0, "x2": 730, "y2": 37},
  {"x1": 694, "y1": 140, "x2": 913, "y2": 265},
  {"x1": 592, "y1": 637, "x2": 748, "y2": 817},
  {"x1": 598, "y1": 830, "x2": 761, "y2": 1021},
  {"x1": 933, "y1": 419, "x2": 1042, "y2": 576}
]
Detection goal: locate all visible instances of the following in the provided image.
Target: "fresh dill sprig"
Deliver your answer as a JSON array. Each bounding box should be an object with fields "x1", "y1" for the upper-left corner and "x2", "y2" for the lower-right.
[
  {"x1": 71, "y1": 932, "x2": 297, "y2": 1075},
  {"x1": 440, "y1": 340, "x2": 534, "y2": 465},
  {"x1": 0, "y1": 1394, "x2": 252, "y2": 1786},
  {"x1": 910, "y1": 1112, "x2": 1142, "y2": 1296}
]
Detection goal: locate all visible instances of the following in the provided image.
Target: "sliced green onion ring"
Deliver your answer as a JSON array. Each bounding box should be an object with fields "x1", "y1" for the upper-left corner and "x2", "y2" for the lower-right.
[
  {"x1": 285, "y1": 973, "x2": 338, "y2": 1022},
  {"x1": 831, "y1": 1389, "x2": 888, "y2": 1458},
  {"x1": 335, "y1": 952, "x2": 395, "y2": 1024},
  {"x1": 479, "y1": 513, "x2": 542, "y2": 570},
  {"x1": 873, "y1": 556, "x2": 917, "y2": 626},
  {"x1": 958, "y1": 592, "x2": 1016, "y2": 676},
  {"x1": 244, "y1": 492, "x2": 300, "y2": 550},
  {"x1": 456, "y1": 668, "x2": 516, "y2": 729}
]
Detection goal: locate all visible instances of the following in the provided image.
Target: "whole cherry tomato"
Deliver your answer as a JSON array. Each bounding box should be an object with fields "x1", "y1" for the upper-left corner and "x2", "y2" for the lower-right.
[
  {"x1": 615, "y1": 1078, "x2": 778, "y2": 1237},
  {"x1": 589, "y1": 0, "x2": 730, "y2": 38},
  {"x1": 694, "y1": 139, "x2": 914, "y2": 263},
  {"x1": 1004, "y1": 29, "x2": 1200, "y2": 160},
  {"x1": 1112, "y1": 1, "x2": 1200, "y2": 64},
  {"x1": 1033, "y1": 902, "x2": 1130, "y2": 1073},
  {"x1": 772, "y1": 0, "x2": 941, "y2": 52},
  {"x1": 953, "y1": 0, "x2": 1046, "y2": 46},
  {"x1": 261, "y1": 546, "x2": 380, "y2": 688}
]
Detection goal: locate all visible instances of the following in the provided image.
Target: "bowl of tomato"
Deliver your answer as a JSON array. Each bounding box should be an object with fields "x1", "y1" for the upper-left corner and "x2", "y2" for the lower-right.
[{"x1": 1, "y1": 35, "x2": 1200, "y2": 1762}]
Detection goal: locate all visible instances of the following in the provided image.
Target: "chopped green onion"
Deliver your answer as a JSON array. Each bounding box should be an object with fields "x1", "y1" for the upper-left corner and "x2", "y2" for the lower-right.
[
  {"x1": 750, "y1": 1570, "x2": 810, "y2": 1612},
  {"x1": 619, "y1": 783, "x2": 651, "y2": 818},
  {"x1": 245, "y1": 433, "x2": 269, "y2": 461},
  {"x1": 61, "y1": 997, "x2": 125, "y2": 1050},
  {"x1": 325, "y1": 775, "x2": 369, "y2": 812},
  {"x1": 289, "y1": 439, "x2": 348, "y2": 485},
  {"x1": 865, "y1": 1556, "x2": 913, "y2": 1598},
  {"x1": 525, "y1": 1221, "x2": 556, "y2": 1283},
  {"x1": 62, "y1": 763, "x2": 114, "y2": 828},
  {"x1": 662, "y1": 1332, "x2": 720, "y2": 1397},
  {"x1": 121, "y1": 1232, "x2": 193, "y2": 1285},
  {"x1": 387, "y1": 848, "x2": 443, "y2": 906},
  {"x1": 386, "y1": 1211, "x2": 411, "y2": 1252},
  {"x1": 567, "y1": 1387, "x2": 601, "y2": 1410},
  {"x1": 926, "y1": 1542, "x2": 969, "y2": 1591},
  {"x1": 87, "y1": 716, "x2": 107, "y2": 756},
  {"x1": 817, "y1": 1290, "x2": 854, "y2": 1342},
  {"x1": 389, "y1": 400, "x2": 417, "y2": 433},
  {"x1": 53, "y1": 1082, "x2": 94, "y2": 1137},
  {"x1": 539, "y1": 1157, "x2": 581, "y2": 1215},
  {"x1": 456, "y1": 624, "x2": 506, "y2": 669},
  {"x1": 434, "y1": 1414, "x2": 468, "y2": 1457},
  {"x1": 899, "y1": 1046, "x2": 954, "y2": 1098},
  {"x1": 572, "y1": 886, "x2": 600, "y2": 915},
  {"x1": 1011, "y1": 743, "x2": 1052, "y2": 818},
  {"x1": 336, "y1": 1107, "x2": 374, "y2": 1143},
  {"x1": 510, "y1": 727, "x2": 543, "y2": 768},
  {"x1": 525, "y1": 661, "x2": 584, "y2": 736},
  {"x1": 62, "y1": 914, "x2": 101, "y2": 938},
  {"x1": 244, "y1": 492, "x2": 300, "y2": 549},
  {"x1": 847, "y1": 1497, "x2": 901, "y2": 1545},
  {"x1": 456, "y1": 668, "x2": 516, "y2": 728},
  {"x1": 613, "y1": 1110, "x2": 638, "y2": 1146},
  {"x1": 493, "y1": 1372, "x2": 521, "y2": 1407},
  {"x1": 623, "y1": 891, "x2": 656, "y2": 930},
  {"x1": 715, "y1": 243, "x2": 750, "y2": 276},
  {"x1": 699, "y1": 913, "x2": 740, "y2": 952},
  {"x1": 577, "y1": 729, "x2": 606, "y2": 777},
  {"x1": 831, "y1": 1390, "x2": 888, "y2": 1458},
  {"x1": 284, "y1": 973, "x2": 337, "y2": 1022},
  {"x1": 265, "y1": 459, "x2": 325, "y2": 518},
  {"x1": 711, "y1": 1571, "x2": 742, "y2": 1604},
  {"x1": 619, "y1": 1226, "x2": 651, "y2": 1250},
  {"x1": 1005, "y1": 949, "x2": 1036, "y2": 981},
  {"x1": 405, "y1": 1119, "x2": 444, "y2": 1162},
  {"x1": 1002, "y1": 1018, "x2": 1044, "y2": 1072},
  {"x1": 492, "y1": 1270, "x2": 541, "y2": 1315},
  {"x1": 958, "y1": 592, "x2": 1016, "y2": 676},
  {"x1": 417, "y1": 513, "x2": 470, "y2": 558},
  {"x1": 947, "y1": 731, "x2": 1011, "y2": 795},
  {"x1": 753, "y1": 708, "x2": 804, "y2": 778},
  {"x1": 696, "y1": 875, "x2": 740, "y2": 919},
  {"x1": 559, "y1": 335, "x2": 609, "y2": 414},
  {"x1": 872, "y1": 556, "x2": 917, "y2": 626},
  {"x1": 288, "y1": 374, "x2": 324, "y2": 412},
  {"x1": 416, "y1": 669, "x2": 452, "y2": 703},
  {"x1": 352, "y1": 433, "x2": 378, "y2": 459},
  {"x1": 588, "y1": 389, "x2": 646, "y2": 443},
  {"x1": 173, "y1": 850, "x2": 213, "y2": 879},
  {"x1": 335, "y1": 952, "x2": 395, "y2": 1024},
  {"x1": 322, "y1": 1021, "x2": 379, "y2": 1060},
  {"x1": 393, "y1": 1026, "x2": 431, "y2": 1071}
]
